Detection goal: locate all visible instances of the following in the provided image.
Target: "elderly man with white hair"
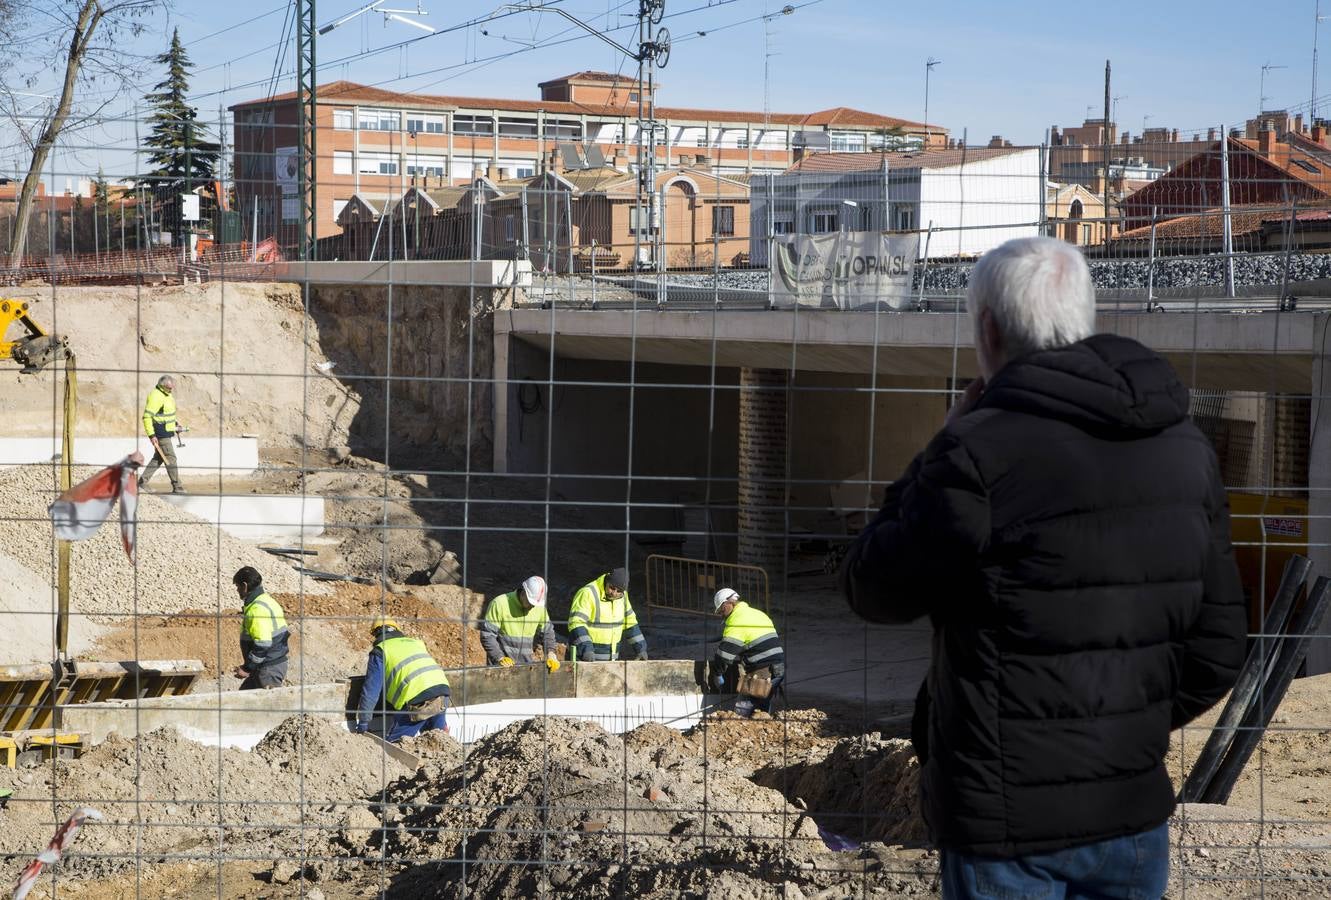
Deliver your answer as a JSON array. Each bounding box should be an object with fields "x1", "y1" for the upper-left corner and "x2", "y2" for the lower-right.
[
  {"x1": 140, "y1": 374, "x2": 186, "y2": 493},
  {"x1": 841, "y1": 237, "x2": 1245, "y2": 898}
]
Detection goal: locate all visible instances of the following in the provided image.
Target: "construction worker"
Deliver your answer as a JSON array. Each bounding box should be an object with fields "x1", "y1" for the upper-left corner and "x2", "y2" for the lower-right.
[
  {"x1": 353, "y1": 616, "x2": 450, "y2": 743},
  {"x1": 140, "y1": 374, "x2": 185, "y2": 493},
  {"x1": 568, "y1": 567, "x2": 648, "y2": 662},
  {"x1": 480, "y1": 575, "x2": 561, "y2": 672},
  {"x1": 710, "y1": 587, "x2": 785, "y2": 717},
  {"x1": 231, "y1": 566, "x2": 289, "y2": 690}
]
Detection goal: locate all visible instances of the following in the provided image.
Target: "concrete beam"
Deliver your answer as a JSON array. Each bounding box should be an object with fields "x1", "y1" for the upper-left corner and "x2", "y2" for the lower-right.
[
  {"x1": 0, "y1": 436, "x2": 259, "y2": 477},
  {"x1": 59, "y1": 660, "x2": 708, "y2": 749},
  {"x1": 498, "y1": 309, "x2": 1318, "y2": 391},
  {"x1": 158, "y1": 493, "x2": 325, "y2": 542},
  {"x1": 273, "y1": 259, "x2": 533, "y2": 288}
]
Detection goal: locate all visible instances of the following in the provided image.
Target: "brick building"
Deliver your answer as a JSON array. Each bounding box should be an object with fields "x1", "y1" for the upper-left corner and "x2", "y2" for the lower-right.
[{"x1": 230, "y1": 72, "x2": 942, "y2": 245}]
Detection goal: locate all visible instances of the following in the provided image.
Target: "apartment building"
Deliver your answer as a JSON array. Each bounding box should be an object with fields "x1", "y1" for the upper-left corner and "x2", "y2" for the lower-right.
[{"x1": 230, "y1": 71, "x2": 942, "y2": 243}]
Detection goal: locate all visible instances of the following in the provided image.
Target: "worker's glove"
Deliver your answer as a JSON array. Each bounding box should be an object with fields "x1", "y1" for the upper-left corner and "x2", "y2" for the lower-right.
[
  {"x1": 498, "y1": 656, "x2": 515, "y2": 667},
  {"x1": 574, "y1": 641, "x2": 593, "y2": 662},
  {"x1": 636, "y1": 649, "x2": 650, "y2": 661},
  {"x1": 712, "y1": 674, "x2": 725, "y2": 692},
  {"x1": 546, "y1": 655, "x2": 561, "y2": 674},
  {"x1": 351, "y1": 721, "x2": 368, "y2": 734}
]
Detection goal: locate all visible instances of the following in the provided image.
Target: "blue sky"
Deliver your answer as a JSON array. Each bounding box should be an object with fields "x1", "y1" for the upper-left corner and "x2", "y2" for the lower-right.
[{"x1": 11, "y1": 0, "x2": 1329, "y2": 183}]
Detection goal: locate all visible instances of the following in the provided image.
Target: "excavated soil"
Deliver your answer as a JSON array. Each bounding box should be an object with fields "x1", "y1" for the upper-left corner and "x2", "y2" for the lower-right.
[
  {"x1": 0, "y1": 716, "x2": 409, "y2": 883},
  {"x1": 87, "y1": 582, "x2": 483, "y2": 690},
  {"x1": 0, "y1": 283, "x2": 359, "y2": 448}
]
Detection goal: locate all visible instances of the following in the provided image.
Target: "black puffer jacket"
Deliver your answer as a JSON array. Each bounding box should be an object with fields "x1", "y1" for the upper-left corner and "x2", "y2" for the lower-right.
[{"x1": 841, "y1": 334, "x2": 1246, "y2": 857}]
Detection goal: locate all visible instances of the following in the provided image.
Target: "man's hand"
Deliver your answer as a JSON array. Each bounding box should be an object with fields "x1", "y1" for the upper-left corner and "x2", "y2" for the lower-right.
[
  {"x1": 946, "y1": 378, "x2": 986, "y2": 426},
  {"x1": 150, "y1": 437, "x2": 162, "y2": 455},
  {"x1": 545, "y1": 654, "x2": 561, "y2": 673},
  {"x1": 351, "y1": 721, "x2": 368, "y2": 734},
  {"x1": 712, "y1": 673, "x2": 725, "y2": 691},
  {"x1": 636, "y1": 649, "x2": 650, "y2": 662},
  {"x1": 231, "y1": 666, "x2": 248, "y2": 679},
  {"x1": 498, "y1": 656, "x2": 515, "y2": 667}
]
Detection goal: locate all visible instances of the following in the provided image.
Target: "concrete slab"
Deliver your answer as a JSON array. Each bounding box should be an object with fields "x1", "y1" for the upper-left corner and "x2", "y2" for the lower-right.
[
  {"x1": 448, "y1": 693, "x2": 707, "y2": 745},
  {"x1": 0, "y1": 436, "x2": 260, "y2": 477},
  {"x1": 156, "y1": 493, "x2": 325, "y2": 542}
]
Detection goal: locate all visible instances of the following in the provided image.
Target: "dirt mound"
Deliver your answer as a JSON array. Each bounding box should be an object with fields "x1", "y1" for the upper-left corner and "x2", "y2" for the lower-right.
[
  {"x1": 0, "y1": 716, "x2": 409, "y2": 880},
  {"x1": 753, "y1": 734, "x2": 925, "y2": 845},
  {"x1": 1, "y1": 283, "x2": 359, "y2": 448},
  {"x1": 375, "y1": 716, "x2": 914, "y2": 898},
  {"x1": 0, "y1": 464, "x2": 325, "y2": 622}
]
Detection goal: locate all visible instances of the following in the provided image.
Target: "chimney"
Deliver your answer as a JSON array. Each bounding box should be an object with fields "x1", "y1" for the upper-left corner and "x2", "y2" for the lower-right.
[
  {"x1": 545, "y1": 149, "x2": 563, "y2": 174},
  {"x1": 1259, "y1": 123, "x2": 1277, "y2": 154},
  {"x1": 610, "y1": 152, "x2": 627, "y2": 169},
  {"x1": 485, "y1": 160, "x2": 500, "y2": 180},
  {"x1": 988, "y1": 135, "x2": 1004, "y2": 148},
  {"x1": 1193, "y1": 133, "x2": 1201, "y2": 142},
  {"x1": 1171, "y1": 129, "x2": 1180, "y2": 143},
  {"x1": 678, "y1": 153, "x2": 693, "y2": 167},
  {"x1": 1295, "y1": 113, "x2": 1306, "y2": 134},
  {"x1": 1207, "y1": 127, "x2": 1218, "y2": 141},
  {"x1": 1050, "y1": 125, "x2": 1062, "y2": 145},
  {"x1": 1314, "y1": 123, "x2": 1328, "y2": 145}
]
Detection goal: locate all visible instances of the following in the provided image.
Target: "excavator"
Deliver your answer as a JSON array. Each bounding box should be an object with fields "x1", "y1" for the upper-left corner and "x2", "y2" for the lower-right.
[{"x1": 0, "y1": 297, "x2": 69, "y2": 373}]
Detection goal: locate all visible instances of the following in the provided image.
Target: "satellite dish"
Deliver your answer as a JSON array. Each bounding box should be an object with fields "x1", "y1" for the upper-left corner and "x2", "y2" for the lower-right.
[{"x1": 655, "y1": 27, "x2": 671, "y2": 69}]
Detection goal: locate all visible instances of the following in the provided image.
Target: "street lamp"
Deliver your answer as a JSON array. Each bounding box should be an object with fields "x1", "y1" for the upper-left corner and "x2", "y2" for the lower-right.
[{"x1": 924, "y1": 58, "x2": 942, "y2": 145}]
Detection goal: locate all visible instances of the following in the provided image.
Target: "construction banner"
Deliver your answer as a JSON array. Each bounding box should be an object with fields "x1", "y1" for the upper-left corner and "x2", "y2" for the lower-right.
[{"x1": 770, "y1": 231, "x2": 919, "y2": 310}]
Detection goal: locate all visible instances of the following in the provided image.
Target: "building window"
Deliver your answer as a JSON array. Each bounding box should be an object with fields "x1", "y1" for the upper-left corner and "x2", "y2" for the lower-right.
[
  {"x1": 498, "y1": 116, "x2": 538, "y2": 138},
  {"x1": 697, "y1": 128, "x2": 711, "y2": 148},
  {"x1": 811, "y1": 211, "x2": 838, "y2": 233},
  {"x1": 405, "y1": 114, "x2": 445, "y2": 134},
  {"x1": 629, "y1": 92, "x2": 639, "y2": 103},
  {"x1": 543, "y1": 119, "x2": 582, "y2": 140},
  {"x1": 892, "y1": 207, "x2": 915, "y2": 231},
  {"x1": 357, "y1": 108, "x2": 399, "y2": 131},
  {"x1": 333, "y1": 108, "x2": 353, "y2": 130},
  {"x1": 513, "y1": 166, "x2": 536, "y2": 178},
  {"x1": 504, "y1": 214, "x2": 515, "y2": 242},
  {"x1": 405, "y1": 153, "x2": 447, "y2": 178},
  {"x1": 333, "y1": 151, "x2": 353, "y2": 175},
  {"x1": 712, "y1": 205, "x2": 735, "y2": 236},
  {"x1": 356, "y1": 151, "x2": 398, "y2": 176},
  {"x1": 454, "y1": 115, "x2": 494, "y2": 135},
  {"x1": 629, "y1": 201, "x2": 660, "y2": 235},
  {"x1": 830, "y1": 132, "x2": 867, "y2": 152},
  {"x1": 772, "y1": 219, "x2": 794, "y2": 235},
  {"x1": 332, "y1": 198, "x2": 349, "y2": 221},
  {"x1": 736, "y1": 134, "x2": 750, "y2": 150},
  {"x1": 1082, "y1": 224, "x2": 1093, "y2": 244}
]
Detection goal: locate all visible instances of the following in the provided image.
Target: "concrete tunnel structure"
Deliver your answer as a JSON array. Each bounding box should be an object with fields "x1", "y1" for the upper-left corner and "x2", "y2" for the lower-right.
[{"x1": 60, "y1": 660, "x2": 713, "y2": 753}]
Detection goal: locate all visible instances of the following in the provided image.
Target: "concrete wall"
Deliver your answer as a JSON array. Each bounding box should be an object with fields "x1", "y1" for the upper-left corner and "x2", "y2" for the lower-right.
[{"x1": 309, "y1": 283, "x2": 497, "y2": 466}]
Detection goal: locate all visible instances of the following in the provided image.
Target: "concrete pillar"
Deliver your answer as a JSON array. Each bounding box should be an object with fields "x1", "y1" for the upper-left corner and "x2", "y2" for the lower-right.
[
  {"x1": 1306, "y1": 314, "x2": 1331, "y2": 673},
  {"x1": 737, "y1": 367, "x2": 788, "y2": 578}
]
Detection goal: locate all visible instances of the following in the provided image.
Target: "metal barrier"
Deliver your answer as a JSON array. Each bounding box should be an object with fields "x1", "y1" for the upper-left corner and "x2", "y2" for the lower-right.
[{"x1": 643, "y1": 554, "x2": 769, "y2": 622}]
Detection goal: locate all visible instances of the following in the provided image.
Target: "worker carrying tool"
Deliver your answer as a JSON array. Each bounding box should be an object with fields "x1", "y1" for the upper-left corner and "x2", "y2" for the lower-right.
[
  {"x1": 139, "y1": 375, "x2": 186, "y2": 493},
  {"x1": 480, "y1": 575, "x2": 560, "y2": 672},
  {"x1": 232, "y1": 566, "x2": 289, "y2": 690},
  {"x1": 568, "y1": 567, "x2": 648, "y2": 662},
  {"x1": 353, "y1": 616, "x2": 451, "y2": 743},
  {"x1": 710, "y1": 588, "x2": 785, "y2": 717}
]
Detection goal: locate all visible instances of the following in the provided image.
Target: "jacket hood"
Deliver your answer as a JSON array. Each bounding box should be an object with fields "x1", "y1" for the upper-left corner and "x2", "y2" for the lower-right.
[{"x1": 978, "y1": 334, "x2": 1190, "y2": 436}]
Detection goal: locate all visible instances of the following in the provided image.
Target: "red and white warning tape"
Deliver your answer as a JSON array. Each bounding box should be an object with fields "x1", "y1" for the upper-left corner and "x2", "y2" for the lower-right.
[{"x1": 11, "y1": 807, "x2": 102, "y2": 900}]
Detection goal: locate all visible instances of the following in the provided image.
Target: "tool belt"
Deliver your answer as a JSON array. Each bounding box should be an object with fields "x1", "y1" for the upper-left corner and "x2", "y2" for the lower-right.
[
  {"x1": 406, "y1": 695, "x2": 445, "y2": 722},
  {"x1": 736, "y1": 666, "x2": 774, "y2": 700}
]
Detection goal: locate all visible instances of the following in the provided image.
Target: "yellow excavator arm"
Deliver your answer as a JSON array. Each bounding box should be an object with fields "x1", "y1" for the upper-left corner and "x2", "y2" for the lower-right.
[{"x1": 1, "y1": 297, "x2": 69, "y2": 373}]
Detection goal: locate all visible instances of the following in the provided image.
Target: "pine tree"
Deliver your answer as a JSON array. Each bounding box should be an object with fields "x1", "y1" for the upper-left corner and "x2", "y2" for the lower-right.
[{"x1": 142, "y1": 29, "x2": 219, "y2": 244}]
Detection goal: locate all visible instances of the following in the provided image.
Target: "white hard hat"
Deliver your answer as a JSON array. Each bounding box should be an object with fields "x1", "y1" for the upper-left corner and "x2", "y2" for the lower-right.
[
  {"x1": 713, "y1": 588, "x2": 739, "y2": 612},
  {"x1": 522, "y1": 576, "x2": 548, "y2": 607}
]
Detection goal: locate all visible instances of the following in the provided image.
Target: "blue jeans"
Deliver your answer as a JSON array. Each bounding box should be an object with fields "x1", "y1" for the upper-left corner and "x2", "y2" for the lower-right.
[{"x1": 941, "y1": 823, "x2": 1169, "y2": 900}]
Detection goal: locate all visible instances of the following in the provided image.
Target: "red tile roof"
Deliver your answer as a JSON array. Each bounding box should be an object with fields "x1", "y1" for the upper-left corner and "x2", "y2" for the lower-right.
[
  {"x1": 232, "y1": 80, "x2": 933, "y2": 131},
  {"x1": 539, "y1": 71, "x2": 640, "y2": 86}
]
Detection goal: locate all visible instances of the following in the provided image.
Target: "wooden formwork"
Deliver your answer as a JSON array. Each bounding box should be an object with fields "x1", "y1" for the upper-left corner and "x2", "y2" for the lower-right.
[{"x1": 0, "y1": 659, "x2": 202, "y2": 735}]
